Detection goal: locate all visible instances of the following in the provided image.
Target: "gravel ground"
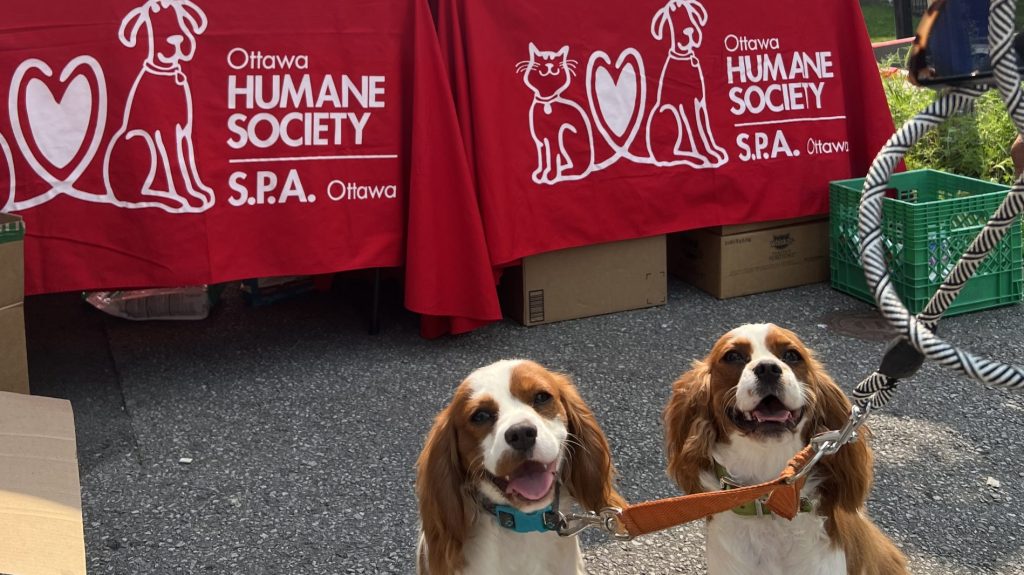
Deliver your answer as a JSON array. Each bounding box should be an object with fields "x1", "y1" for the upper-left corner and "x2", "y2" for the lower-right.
[{"x1": 24, "y1": 278, "x2": 1024, "y2": 574}]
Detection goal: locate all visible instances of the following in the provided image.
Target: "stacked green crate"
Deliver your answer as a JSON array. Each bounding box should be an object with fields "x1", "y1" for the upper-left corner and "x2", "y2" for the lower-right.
[{"x1": 830, "y1": 170, "x2": 1022, "y2": 316}]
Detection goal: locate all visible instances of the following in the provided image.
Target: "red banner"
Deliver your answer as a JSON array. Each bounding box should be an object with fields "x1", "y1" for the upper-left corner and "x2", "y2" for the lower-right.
[
  {"x1": 0, "y1": 0, "x2": 500, "y2": 334},
  {"x1": 437, "y1": 0, "x2": 894, "y2": 265}
]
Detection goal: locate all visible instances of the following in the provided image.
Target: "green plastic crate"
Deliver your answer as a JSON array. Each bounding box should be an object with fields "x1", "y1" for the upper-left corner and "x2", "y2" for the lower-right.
[{"x1": 829, "y1": 169, "x2": 1022, "y2": 316}]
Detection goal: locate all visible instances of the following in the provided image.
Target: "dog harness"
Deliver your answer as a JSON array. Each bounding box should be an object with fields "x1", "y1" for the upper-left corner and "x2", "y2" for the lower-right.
[{"x1": 716, "y1": 463, "x2": 813, "y2": 517}]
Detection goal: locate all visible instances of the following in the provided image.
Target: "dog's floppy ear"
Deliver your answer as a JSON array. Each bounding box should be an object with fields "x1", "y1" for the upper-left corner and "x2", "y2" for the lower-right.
[
  {"x1": 651, "y1": 5, "x2": 673, "y2": 41},
  {"x1": 119, "y1": 3, "x2": 152, "y2": 48},
  {"x1": 684, "y1": 0, "x2": 708, "y2": 27},
  {"x1": 415, "y1": 406, "x2": 467, "y2": 575},
  {"x1": 808, "y1": 361, "x2": 874, "y2": 513},
  {"x1": 557, "y1": 374, "x2": 626, "y2": 512},
  {"x1": 177, "y1": 0, "x2": 208, "y2": 35},
  {"x1": 663, "y1": 361, "x2": 716, "y2": 495}
]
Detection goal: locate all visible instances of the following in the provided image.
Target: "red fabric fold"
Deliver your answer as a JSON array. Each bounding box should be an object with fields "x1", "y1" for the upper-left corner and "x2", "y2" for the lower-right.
[{"x1": 405, "y1": 0, "x2": 501, "y2": 337}]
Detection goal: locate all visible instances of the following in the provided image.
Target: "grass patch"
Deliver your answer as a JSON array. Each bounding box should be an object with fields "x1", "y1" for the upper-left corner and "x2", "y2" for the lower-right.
[
  {"x1": 861, "y1": 1, "x2": 898, "y2": 43},
  {"x1": 882, "y1": 68, "x2": 1017, "y2": 184}
]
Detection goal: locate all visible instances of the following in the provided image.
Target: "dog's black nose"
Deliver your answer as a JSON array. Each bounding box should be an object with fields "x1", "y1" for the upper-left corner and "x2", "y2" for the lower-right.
[
  {"x1": 753, "y1": 362, "x2": 782, "y2": 376},
  {"x1": 504, "y1": 425, "x2": 537, "y2": 452},
  {"x1": 754, "y1": 361, "x2": 783, "y2": 394},
  {"x1": 753, "y1": 361, "x2": 783, "y2": 379}
]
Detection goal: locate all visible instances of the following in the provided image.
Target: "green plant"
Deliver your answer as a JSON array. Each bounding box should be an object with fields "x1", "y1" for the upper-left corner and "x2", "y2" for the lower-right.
[{"x1": 880, "y1": 68, "x2": 1018, "y2": 184}]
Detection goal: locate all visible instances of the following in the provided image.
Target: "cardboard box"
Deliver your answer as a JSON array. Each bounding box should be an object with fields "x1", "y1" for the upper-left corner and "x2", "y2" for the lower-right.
[
  {"x1": 669, "y1": 218, "x2": 829, "y2": 299},
  {"x1": 502, "y1": 236, "x2": 667, "y2": 326},
  {"x1": 0, "y1": 391, "x2": 86, "y2": 575},
  {"x1": 0, "y1": 212, "x2": 27, "y2": 394}
]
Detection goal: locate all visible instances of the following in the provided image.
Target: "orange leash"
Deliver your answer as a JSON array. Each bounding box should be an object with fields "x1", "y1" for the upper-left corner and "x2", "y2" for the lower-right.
[{"x1": 615, "y1": 446, "x2": 815, "y2": 538}]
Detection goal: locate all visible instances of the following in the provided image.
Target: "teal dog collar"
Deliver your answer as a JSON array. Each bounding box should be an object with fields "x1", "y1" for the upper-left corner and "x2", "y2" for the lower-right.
[
  {"x1": 480, "y1": 486, "x2": 561, "y2": 533},
  {"x1": 490, "y1": 503, "x2": 560, "y2": 533}
]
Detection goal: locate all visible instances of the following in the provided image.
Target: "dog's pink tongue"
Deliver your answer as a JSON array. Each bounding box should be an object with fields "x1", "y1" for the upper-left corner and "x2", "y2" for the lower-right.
[
  {"x1": 506, "y1": 462, "x2": 556, "y2": 501},
  {"x1": 753, "y1": 397, "x2": 792, "y2": 423}
]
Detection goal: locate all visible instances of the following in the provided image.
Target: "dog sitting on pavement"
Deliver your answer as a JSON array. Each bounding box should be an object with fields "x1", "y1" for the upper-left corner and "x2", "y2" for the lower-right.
[
  {"x1": 415, "y1": 360, "x2": 625, "y2": 574},
  {"x1": 663, "y1": 324, "x2": 907, "y2": 574}
]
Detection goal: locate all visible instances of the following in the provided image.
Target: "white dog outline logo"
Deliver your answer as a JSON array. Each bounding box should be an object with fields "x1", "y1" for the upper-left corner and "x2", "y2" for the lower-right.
[
  {"x1": 102, "y1": 0, "x2": 215, "y2": 213},
  {"x1": 645, "y1": 0, "x2": 727, "y2": 168}
]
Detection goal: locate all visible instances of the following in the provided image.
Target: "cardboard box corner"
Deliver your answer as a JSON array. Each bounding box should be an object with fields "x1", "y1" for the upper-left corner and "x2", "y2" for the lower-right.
[{"x1": 502, "y1": 235, "x2": 667, "y2": 326}]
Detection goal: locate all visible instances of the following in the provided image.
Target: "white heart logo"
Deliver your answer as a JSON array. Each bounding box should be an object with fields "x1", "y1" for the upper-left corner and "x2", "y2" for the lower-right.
[
  {"x1": 594, "y1": 64, "x2": 637, "y2": 138},
  {"x1": 9, "y1": 56, "x2": 107, "y2": 209},
  {"x1": 25, "y1": 75, "x2": 93, "y2": 170},
  {"x1": 586, "y1": 49, "x2": 646, "y2": 163}
]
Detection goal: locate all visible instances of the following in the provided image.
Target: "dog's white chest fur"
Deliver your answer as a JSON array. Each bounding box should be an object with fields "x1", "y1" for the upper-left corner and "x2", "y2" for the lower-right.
[
  {"x1": 459, "y1": 516, "x2": 584, "y2": 575},
  {"x1": 706, "y1": 511, "x2": 844, "y2": 575},
  {"x1": 702, "y1": 433, "x2": 845, "y2": 575}
]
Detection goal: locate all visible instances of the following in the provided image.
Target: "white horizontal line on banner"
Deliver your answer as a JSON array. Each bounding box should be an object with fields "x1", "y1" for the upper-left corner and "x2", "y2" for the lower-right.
[
  {"x1": 733, "y1": 115, "x2": 847, "y2": 127},
  {"x1": 228, "y1": 154, "x2": 399, "y2": 164}
]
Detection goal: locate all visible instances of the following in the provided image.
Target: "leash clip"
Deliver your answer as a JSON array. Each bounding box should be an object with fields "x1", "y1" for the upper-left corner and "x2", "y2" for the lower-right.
[
  {"x1": 557, "y1": 507, "x2": 631, "y2": 540},
  {"x1": 787, "y1": 404, "x2": 871, "y2": 484}
]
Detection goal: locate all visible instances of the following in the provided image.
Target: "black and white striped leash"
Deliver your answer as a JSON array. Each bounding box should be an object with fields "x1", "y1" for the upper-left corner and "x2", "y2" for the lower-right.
[
  {"x1": 799, "y1": 0, "x2": 1024, "y2": 474},
  {"x1": 854, "y1": 0, "x2": 1024, "y2": 411}
]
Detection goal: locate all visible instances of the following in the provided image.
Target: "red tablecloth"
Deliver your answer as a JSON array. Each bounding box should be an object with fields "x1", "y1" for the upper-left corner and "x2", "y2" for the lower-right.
[
  {"x1": 436, "y1": 0, "x2": 894, "y2": 265},
  {"x1": 0, "y1": 0, "x2": 500, "y2": 336}
]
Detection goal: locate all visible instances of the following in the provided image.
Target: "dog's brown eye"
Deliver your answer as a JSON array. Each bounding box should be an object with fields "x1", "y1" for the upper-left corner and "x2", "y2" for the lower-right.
[
  {"x1": 723, "y1": 350, "x2": 746, "y2": 364},
  {"x1": 782, "y1": 349, "x2": 802, "y2": 364},
  {"x1": 470, "y1": 410, "x2": 495, "y2": 424},
  {"x1": 533, "y1": 391, "x2": 552, "y2": 406}
]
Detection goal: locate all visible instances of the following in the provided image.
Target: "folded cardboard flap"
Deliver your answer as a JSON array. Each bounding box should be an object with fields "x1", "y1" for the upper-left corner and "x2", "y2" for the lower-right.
[{"x1": 0, "y1": 391, "x2": 86, "y2": 575}]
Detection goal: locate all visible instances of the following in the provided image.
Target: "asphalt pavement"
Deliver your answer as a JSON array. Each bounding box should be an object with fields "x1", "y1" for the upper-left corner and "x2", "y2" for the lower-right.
[{"x1": 24, "y1": 277, "x2": 1024, "y2": 574}]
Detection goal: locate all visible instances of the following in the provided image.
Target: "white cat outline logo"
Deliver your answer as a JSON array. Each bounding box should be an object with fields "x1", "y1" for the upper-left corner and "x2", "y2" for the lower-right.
[{"x1": 518, "y1": 43, "x2": 596, "y2": 184}]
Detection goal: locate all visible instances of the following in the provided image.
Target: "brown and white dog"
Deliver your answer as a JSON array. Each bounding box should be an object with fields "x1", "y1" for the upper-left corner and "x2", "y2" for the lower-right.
[
  {"x1": 415, "y1": 360, "x2": 625, "y2": 575},
  {"x1": 663, "y1": 324, "x2": 907, "y2": 575}
]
